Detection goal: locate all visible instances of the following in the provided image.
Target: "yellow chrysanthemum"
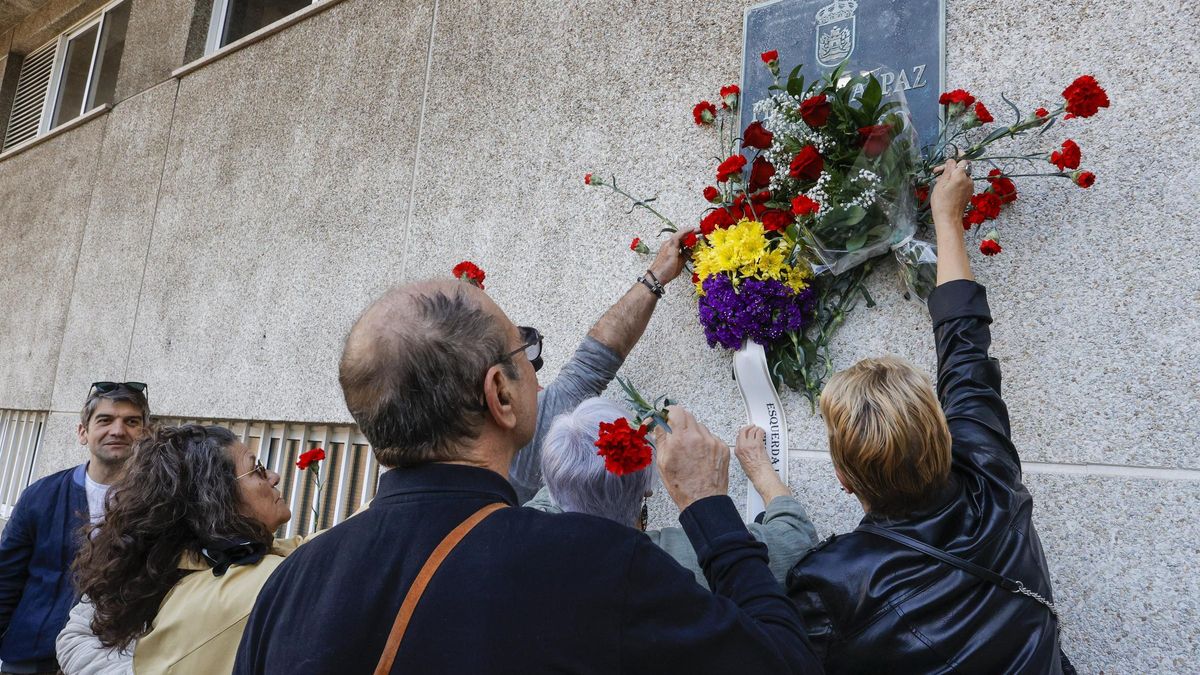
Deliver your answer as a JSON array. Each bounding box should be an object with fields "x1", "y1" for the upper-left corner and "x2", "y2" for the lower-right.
[{"x1": 691, "y1": 219, "x2": 810, "y2": 295}]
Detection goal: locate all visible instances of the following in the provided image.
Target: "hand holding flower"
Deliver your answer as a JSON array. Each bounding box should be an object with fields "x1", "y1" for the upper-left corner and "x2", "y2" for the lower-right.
[
  {"x1": 647, "y1": 227, "x2": 699, "y2": 285},
  {"x1": 652, "y1": 405, "x2": 730, "y2": 511}
]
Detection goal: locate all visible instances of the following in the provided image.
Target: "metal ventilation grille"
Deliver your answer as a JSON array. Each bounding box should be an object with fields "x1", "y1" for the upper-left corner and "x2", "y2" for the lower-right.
[
  {"x1": 154, "y1": 416, "x2": 380, "y2": 537},
  {"x1": 2, "y1": 40, "x2": 57, "y2": 152},
  {"x1": 0, "y1": 410, "x2": 47, "y2": 519}
]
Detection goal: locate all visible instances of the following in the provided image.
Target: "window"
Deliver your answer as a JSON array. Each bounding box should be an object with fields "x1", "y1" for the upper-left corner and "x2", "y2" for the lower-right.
[
  {"x1": 1, "y1": 0, "x2": 130, "y2": 151},
  {"x1": 155, "y1": 416, "x2": 380, "y2": 536},
  {"x1": 205, "y1": 0, "x2": 319, "y2": 54},
  {"x1": 0, "y1": 410, "x2": 47, "y2": 519}
]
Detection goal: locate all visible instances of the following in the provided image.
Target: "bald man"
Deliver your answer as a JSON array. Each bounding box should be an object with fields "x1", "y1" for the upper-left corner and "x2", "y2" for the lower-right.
[{"x1": 235, "y1": 277, "x2": 821, "y2": 674}]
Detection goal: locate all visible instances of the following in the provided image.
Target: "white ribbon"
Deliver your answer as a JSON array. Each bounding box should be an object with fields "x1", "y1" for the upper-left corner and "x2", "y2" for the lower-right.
[{"x1": 732, "y1": 340, "x2": 789, "y2": 523}]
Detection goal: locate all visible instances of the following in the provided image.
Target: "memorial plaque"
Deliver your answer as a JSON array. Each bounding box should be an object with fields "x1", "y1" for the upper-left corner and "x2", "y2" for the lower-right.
[{"x1": 741, "y1": 0, "x2": 945, "y2": 151}]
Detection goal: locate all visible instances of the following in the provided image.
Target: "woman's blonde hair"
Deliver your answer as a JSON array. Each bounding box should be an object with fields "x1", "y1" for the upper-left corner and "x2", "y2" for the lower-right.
[{"x1": 820, "y1": 356, "x2": 951, "y2": 518}]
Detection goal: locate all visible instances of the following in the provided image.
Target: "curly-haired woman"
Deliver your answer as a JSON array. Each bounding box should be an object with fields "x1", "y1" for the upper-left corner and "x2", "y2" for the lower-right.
[{"x1": 56, "y1": 424, "x2": 301, "y2": 673}]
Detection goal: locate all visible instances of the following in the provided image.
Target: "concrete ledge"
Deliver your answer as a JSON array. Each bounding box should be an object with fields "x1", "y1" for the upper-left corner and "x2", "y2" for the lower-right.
[
  {"x1": 0, "y1": 104, "x2": 110, "y2": 163},
  {"x1": 171, "y1": 0, "x2": 349, "y2": 79}
]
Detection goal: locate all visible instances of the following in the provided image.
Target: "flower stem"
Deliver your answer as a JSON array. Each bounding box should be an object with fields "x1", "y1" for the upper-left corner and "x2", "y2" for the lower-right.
[
  {"x1": 973, "y1": 172, "x2": 1070, "y2": 181},
  {"x1": 599, "y1": 181, "x2": 678, "y2": 231}
]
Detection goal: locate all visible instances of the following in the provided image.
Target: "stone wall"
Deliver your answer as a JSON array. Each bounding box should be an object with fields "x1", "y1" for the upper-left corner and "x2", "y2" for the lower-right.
[{"x1": 0, "y1": 0, "x2": 1195, "y2": 669}]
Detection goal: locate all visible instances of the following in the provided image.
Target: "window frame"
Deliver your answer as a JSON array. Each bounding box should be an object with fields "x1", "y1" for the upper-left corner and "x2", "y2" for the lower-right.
[
  {"x1": 38, "y1": 0, "x2": 130, "y2": 135},
  {"x1": 204, "y1": 0, "x2": 323, "y2": 56}
]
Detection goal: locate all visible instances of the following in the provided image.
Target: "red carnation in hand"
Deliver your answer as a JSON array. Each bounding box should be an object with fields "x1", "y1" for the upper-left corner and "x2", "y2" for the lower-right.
[
  {"x1": 594, "y1": 418, "x2": 653, "y2": 476},
  {"x1": 973, "y1": 102, "x2": 994, "y2": 124},
  {"x1": 970, "y1": 192, "x2": 1003, "y2": 221},
  {"x1": 761, "y1": 209, "x2": 792, "y2": 232},
  {"x1": 857, "y1": 124, "x2": 892, "y2": 158},
  {"x1": 980, "y1": 234, "x2": 1002, "y2": 257},
  {"x1": 693, "y1": 100, "x2": 717, "y2": 125},
  {"x1": 748, "y1": 156, "x2": 776, "y2": 191},
  {"x1": 452, "y1": 261, "x2": 486, "y2": 289},
  {"x1": 297, "y1": 447, "x2": 326, "y2": 471},
  {"x1": 987, "y1": 169, "x2": 1017, "y2": 204},
  {"x1": 939, "y1": 89, "x2": 976, "y2": 108},
  {"x1": 742, "y1": 120, "x2": 774, "y2": 150},
  {"x1": 719, "y1": 84, "x2": 740, "y2": 110},
  {"x1": 788, "y1": 145, "x2": 824, "y2": 181},
  {"x1": 1049, "y1": 139, "x2": 1081, "y2": 170},
  {"x1": 682, "y1": 231, "x2": 698, "y2": 248},
  {"x1": 1062, "y1": 75, "x2": 1109, "y2": 118},
  {"x1": 716, "y1": 154, "x2": 747, "y2": 183},
  {"x1": 799, "y1": 94, "x2": 832, "y2": 128},
  {"x1": 1072, "y1": 170, "x2": 1096, "y2": 188},
  {"x1": 703, "y1": 185, "x2": 721, "y2": 202},
  {"x1": 791, "y1": 195, "x2": 820, "y2": 217},
  {"x1": 760, "y1": 50, "x2": 779, "y2": 64}
]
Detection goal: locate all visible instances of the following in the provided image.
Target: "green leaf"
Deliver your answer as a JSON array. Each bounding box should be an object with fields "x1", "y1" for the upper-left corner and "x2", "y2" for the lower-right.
[
  {"x1": 860, "y1": 75, "x2": 882, "y2": 115},
  {"x1": 786, "y1": 64, "x2": 806, "y2": 97},
  {"x1": 845, "y1": 233, "x2": 867, "y2": 251}
]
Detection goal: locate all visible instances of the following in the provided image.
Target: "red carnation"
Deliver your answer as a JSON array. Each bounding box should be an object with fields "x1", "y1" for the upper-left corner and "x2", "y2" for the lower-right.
[
  {"x1": 594, "y1": 418, "x2": 653, "y2": 476},
  {"x1": 963, "y1": 208, "x2": 986, "y2": 230},
  {"x1": 700, "y1": 208, "x2": 735, "y2": 235},
  {"x1": 716, "y1": 154, "x2": 747, "y2": 183},
  {"x1": 939, "y1": 89, "x2": 976, "y2": 108},
  {"x1": 761, "y1": 50, "x2": 778, "y2": 64},
  {"x1": 761, "y1": 209, "x2": 792, "y2": 232},
  {"x1": 748, "y1": 156, "x2": 775, "y2": 191},
  {"x1": 1072, "y1": 170, "x2": 1096, "y2": 188},
  {"x1": 1049, "y1": 139, "x2": 1081, "y2": 170},
  {"x1": 987, "y1": 169, "x2": 1017, "y2": 205},
  {"x1": 682, "y1": 231, "x2": 698, "y2": 248},
  {"x1": 693, "y1": 100, "x2": 717, "y2": 125},
  {"x1": 1062, "y1": 75, "x2": 1109, "y2": 119},
  {"x1": 742, "y1": 120, "x2": 774, "y2": 150},
  {"x1": 973, "y1": 102, "x2": 993, "y2": 124},
  {"x1": 799, "y1": 94, "x2": 832, "y2": 128},
  {"x1": 914, "y1": 184, "x2": 930, "y2": 205},
  {"x1": 703, "y1": 185, "x2": 721, "y2": 202},
  {"x1": 790, "y1": 195, "x2": 820, "y2": 217},
  {"x1": 857, "y1": 124, "x2": 892, "y2": 158},
  {"x1": 788, "y1": 145, "x2": 824, "y2": 181},
  {"x1": 452, "y1": 261, "x2": 486, "y2": 289},
  {"x1": 1035, "y1": 107, "x2": 1049, "y2": 119},
  {"x1": 719, "y1": 84, "x2": 740, "y2": 110},
  {"x1": 970, "y1": 192, "x2": 1003, "y2": 220},
  {"x1": 297, "y1": 447, "x2": 326, "y2": 471},
  {"x1": 584, "y1": 173, "x2": 593, "y2": 185},
  {"x1": 691, "y1": 272, "x2": 700, "y2": 284},
  {"x1": 630, "y1": 237, "x2": 641, "y2": 251},
  {"x1": 979, "y1": 236, "x2": 1002, "y2": 257}
]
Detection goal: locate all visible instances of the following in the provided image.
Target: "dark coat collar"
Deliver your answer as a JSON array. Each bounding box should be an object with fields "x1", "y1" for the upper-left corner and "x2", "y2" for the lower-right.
[{"x1": 375, "y1": 462, "x2": 519, "y2": 506}]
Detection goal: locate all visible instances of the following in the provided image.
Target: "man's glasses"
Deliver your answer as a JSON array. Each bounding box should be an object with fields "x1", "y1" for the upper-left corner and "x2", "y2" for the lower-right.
[
  {"x1": 89, "y1": 381, "x2": 148, "y2": 398},
  {"x1": 503, "y1": 326, "x2": 543, "y2": 372},
  {"x1": 236, "y1": 457, "x2": 269, "y2": 481}
]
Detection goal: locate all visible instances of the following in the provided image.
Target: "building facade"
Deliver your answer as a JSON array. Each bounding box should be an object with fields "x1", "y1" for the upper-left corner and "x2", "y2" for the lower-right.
[{"x1": 0, "y1": 0, "x2": 1196, "y2": 670}]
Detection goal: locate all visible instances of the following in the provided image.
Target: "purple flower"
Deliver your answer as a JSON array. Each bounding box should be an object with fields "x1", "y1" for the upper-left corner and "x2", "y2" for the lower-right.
[{"x1": 697, "y1": 274, "x2": 815, "y2": 350}]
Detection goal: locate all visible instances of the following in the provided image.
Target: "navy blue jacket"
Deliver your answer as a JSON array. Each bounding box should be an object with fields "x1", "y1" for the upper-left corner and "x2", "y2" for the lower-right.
[
  {"x1": 236, "y1": 463, "x2": 822, "y2": 674},
  {"x1": 0, "y1": 463, "x2": 88, "y2": 667}
]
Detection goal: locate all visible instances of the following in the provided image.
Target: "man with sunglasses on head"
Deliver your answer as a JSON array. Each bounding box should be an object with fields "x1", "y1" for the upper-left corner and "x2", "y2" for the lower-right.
[
  {"x1": 235, "y1": 243, "x2": 821, "y2": 673},
  {"x1": 0, "y1": 382, "x2": 149, "y2": 675}
]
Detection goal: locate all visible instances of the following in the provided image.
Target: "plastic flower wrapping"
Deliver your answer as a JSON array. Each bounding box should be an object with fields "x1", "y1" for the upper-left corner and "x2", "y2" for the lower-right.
[{"x1": 587, "y1": 53, "x2": 1108, "y2": 406}]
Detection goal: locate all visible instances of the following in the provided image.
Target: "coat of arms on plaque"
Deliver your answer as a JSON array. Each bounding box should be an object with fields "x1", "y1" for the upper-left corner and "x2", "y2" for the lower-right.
[{"x1": 815, "y1": 0, "x2": 857, "y2": 66}]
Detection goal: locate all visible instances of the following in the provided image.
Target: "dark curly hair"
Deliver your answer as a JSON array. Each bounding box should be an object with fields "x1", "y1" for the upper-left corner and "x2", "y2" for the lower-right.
[{"x1": 73, "y1": 424, "x2": 274, "y2": 650}]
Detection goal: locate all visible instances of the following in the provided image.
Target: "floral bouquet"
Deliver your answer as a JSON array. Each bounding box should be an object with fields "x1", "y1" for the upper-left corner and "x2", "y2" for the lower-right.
[{"x1": 587, "y1": 50, "x2": 1108, "y2": 405}]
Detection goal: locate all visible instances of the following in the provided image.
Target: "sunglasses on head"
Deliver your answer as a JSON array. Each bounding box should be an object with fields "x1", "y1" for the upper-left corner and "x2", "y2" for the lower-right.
[{"x1": 89, "y1": 381, "x2": 148, "y2": 397}]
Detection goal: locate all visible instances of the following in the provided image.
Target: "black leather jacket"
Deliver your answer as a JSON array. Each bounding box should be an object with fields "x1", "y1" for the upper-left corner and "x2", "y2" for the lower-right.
[{"x1": 787, "y1": 281, "x2": 1062, "y2": 673}]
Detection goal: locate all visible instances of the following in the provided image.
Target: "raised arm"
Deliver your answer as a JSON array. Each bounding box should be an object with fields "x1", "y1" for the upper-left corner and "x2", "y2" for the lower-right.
[{"x1": 928, "y1": 159, "x2": 1020, "y2": 478}]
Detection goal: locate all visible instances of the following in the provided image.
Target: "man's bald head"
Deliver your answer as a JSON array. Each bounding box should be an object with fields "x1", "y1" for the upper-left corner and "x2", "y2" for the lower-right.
[{"x1": 339, "y1": 279, "x2": 519, "y2": 468}]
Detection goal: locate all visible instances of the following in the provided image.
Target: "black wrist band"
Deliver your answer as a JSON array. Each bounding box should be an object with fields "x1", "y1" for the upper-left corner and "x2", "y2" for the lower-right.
[{"x1": 638, "y1": 272, "x2": 665, "y2": 298}]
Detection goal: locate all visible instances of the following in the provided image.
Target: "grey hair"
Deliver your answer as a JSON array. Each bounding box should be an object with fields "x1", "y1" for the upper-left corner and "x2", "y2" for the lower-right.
[
  {"x1": 81, "y1": 386, "x2": 150, "y2": 426},
  {"x1": 541, "y1": 397, "x2": 654, "y2": 528},
  {"x1": 339, "y1": 283, "x2": 520, "y2": 469}
]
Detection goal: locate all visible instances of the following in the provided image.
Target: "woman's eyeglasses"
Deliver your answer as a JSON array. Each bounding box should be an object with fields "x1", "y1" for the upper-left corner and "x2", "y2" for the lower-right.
[{"x1": 236, "y1": 457, "x2": 269, "y2": 481}]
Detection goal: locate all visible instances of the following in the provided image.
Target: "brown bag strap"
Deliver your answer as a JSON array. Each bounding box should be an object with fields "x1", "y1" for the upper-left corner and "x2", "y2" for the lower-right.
[{"x1": 373, "y1": 502, "x2": 508, "y2": 675}]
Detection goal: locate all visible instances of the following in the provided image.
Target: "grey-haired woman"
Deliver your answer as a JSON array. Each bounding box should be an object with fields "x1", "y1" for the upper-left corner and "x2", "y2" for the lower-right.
[{"x1": 525, "y1": 397, "x2": 817, "y2": 585}]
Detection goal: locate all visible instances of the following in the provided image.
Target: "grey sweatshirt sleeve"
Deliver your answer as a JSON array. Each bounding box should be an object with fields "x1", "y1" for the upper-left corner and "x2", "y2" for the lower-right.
[{"x1": 509, "y1": 336, "x2": 624, "y2": 502}]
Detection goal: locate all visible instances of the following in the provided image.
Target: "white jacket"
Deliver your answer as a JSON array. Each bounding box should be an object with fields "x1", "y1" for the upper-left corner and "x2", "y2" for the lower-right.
[{"x1": 56, "y1": 599, "x2": 134, "y2": 675}]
